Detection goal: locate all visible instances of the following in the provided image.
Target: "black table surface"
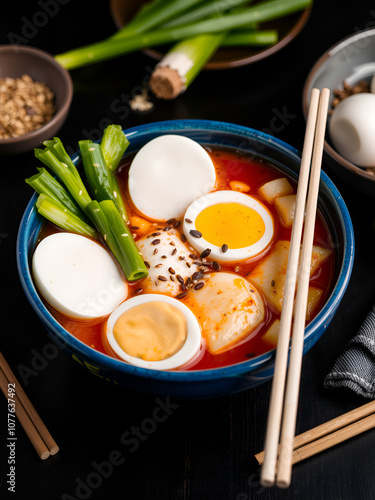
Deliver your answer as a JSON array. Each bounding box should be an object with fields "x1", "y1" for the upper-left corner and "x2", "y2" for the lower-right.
[{"x1": 2, "y1": 2, "x2": 375, "y2": 499}]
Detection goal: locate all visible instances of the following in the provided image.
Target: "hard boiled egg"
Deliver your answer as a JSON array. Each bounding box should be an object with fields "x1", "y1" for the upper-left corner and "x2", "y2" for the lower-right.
[
  {"x1": 32, "y1": 233, "x2": 128, "y2": 320},
  {"x1": 128, "y1": 135, "x2": 216, "y2": 221},
  {"x1": 181, "y1": 272, "x2": 265, "y2": 354},
  {"x1": 183, "y1": 190, "x2": 274, "y2": 262},
  {"x1": 329, "y1": 92, "x2": 375, "y2": 167},
  {"x1": 105, "y1": 294, "x2": 202, "y2": 370}
]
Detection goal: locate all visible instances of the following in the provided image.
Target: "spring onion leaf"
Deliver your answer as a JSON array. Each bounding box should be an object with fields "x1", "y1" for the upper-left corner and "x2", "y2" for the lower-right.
[{"x1": 101, "y1": 124, "x2": 129, "y2": 172}]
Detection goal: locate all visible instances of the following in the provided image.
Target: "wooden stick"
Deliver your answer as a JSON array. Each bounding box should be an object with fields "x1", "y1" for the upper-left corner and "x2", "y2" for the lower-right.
[
  {"x1": 0, "y1": 351, "x2": 59, "y2": 459},
  {"x1": 276, "y1": 88, "x2": 330, "y2": 488},
  {"x1": 256, "y1": 400, "x2": 375, "y2": 465},
  {"x1": 260, "y1": 88, "x2": 321, "y2": 487}
]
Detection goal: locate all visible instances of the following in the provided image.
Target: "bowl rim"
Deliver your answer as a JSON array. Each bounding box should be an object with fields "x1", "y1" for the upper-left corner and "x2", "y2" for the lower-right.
[
  {"x1": 16, "y1": 119, "x2": 355, "y2": 382},
  {"x1": 0, "y1": 44, "x2": 73, "y2": 146},
  {"x1": 302, "y1": 27, "x2": 375, "y2": 183}
]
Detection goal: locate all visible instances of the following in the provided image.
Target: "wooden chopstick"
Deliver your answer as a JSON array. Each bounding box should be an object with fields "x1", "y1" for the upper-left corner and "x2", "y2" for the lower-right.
[
  {"x1": 260, "y1": 88, "x2": 330, "y2": 488},
  {"x1": 255, "y1": 400, "x2": 375, "y2": 467},
  {"x1": 0, "y1": 351, "x2": 59, "y2": 460}
]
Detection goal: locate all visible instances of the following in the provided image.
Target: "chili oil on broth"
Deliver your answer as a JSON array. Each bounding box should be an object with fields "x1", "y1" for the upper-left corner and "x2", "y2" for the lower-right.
[{"x1": 37, "y1": 145, "x2": 336, "y2": 371}]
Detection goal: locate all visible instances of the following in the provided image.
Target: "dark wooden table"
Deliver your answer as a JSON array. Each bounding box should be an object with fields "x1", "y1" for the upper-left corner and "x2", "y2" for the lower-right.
[{"x1": 2, "y1": 2, "x2": 375, "y2": 499}]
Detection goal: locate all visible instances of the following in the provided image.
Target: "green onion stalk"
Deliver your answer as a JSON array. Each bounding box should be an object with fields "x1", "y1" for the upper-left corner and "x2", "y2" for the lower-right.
[
  {"x1": 222, "y1": 29, "x2": 278, "y2": 46},
  {"x1": 25, "y1": 167, "x2": 87, "y2": 221},
  {"x1": 36, "y1": 194, "x2": 98, "y2": 239},
  {"x1": 79, "y1": 140, "x2": 128, "y2": 222},
  {"x1": 54, "y1": 0, "x2": 313, "y2": 71},
  {"x1": 100, "y1": 124, "x2": 129, "y2": 172},
  {"x1": 87, "y1": 200, "x2": 148, "y2": 282}
]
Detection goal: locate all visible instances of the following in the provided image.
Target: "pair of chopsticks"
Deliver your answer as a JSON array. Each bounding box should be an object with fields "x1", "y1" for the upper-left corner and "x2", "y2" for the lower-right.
[
  {"x1": 0, "y1": 351, "x2": 59, "y2": 460},
  {"x1": 260, "y1": 88, "x2": 331, "y2": 488},
  {"x1": 256, "y1": 399, "x2": 375, "y2": 468}
]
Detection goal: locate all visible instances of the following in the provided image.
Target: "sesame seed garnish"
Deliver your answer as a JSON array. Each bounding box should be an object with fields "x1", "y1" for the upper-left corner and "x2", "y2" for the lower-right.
[
  {"x1": 181, "y1": 234, "x2": 187, "y2": 243},
  {"x1": 93, "y1": 208, "x2": 100, "y2": 213},
  {"x1": 122, "y1": 233, "x2": 128, "y2": 237},
  {"x1": 61, "y1": 162, "x2": 68, "y2": 168},
  {"x1": 176, "y1": 292, "x2": 188, "y2": 299},
  {"x1": 189, "y1": 253, "x2": 199, "y2": 260},
  {"x1": 79, "y1": 190, "x2": 82, "y2": 196},
  {"x1": 88, "y1": 147, "x2": 95, "y2": 151},
  {"x1": 104, "y1": 234, "x2": 107, "y2": 241},
  {"x1": 157, "y1": 275, "x2": 167, "y2": 281},
  {"x1": 178, "y1": 256, "x2": 185, "y2": 261},
  {"x1": 113, "y1": 191, "x2": 117, "y2": 198},
  {"x1": 166, "y1": 218, "x2": 176, "y2": 225},
  {"x1": 194, "y1": 282, "x2": 205, "y2": 290},
  {"x1": 190, "y1": 229, "x2": 202, "y2": 238},
  {"x1": 221, "y1": 244, "x2": 228, "y2": 253},
  {"x1": 144, "y1": 261, "x2": 150, "y2": 269},
  {"x1": 169, "y1": 241, "x2": 176, "y2": 246},
  {"x1": 192, "y1": 271, "x2": 203, "y2": 281},
  {"x1": 130, "y1": 226, "x2": 140, "y2": 230},
  {"x1": 161, "y1": 255, "x2": 167, "y2": 259},
  {"x1": 186, "y1": 277, "x2": 192, "y2": 287},
  {"x1": 171, "y1": 248, "x2": 177, "y2": 256},
  {"x1": 234, "y1": 266, "x2": 240, "y2": 272},
  {"x1": 151, "y1": 238, "x2": 161, "y2": 245},
  {"x1": 212, "y1": 261, "x2": 221, "y2": 271},
  {"x1": 134, "y1": 287, "x2": 143, "y2": 295},
  {"x1": 92, "y1": 163, "x2": 100, "y2": 168},
  {"x1": 155, "y1": 263, "x2": 163, "y2": 268},
  {"x1": 176, "y1": 275, "x2": 184, "y2": 284},
  {"x1": 200, "y1": 248, "x2": 211, "y2": 259},
  {"x1": 149, "y1": 232, "x2": 161, "y2": 238},
  {"x1": 168, "y1": 267, "x2": 175, "y2": 274},
  {"x1": 185, "y1": 218, "x2": 193, "y2": 224},
  {"x1": 163, "y1": 226, "x2": 172, "y2": 231},
  {"x1": 170, "y1": 276, "x2": 175, "y2": 282},
  {"x1": 153, "y1": 248, "x2": 158, "y2": 255},
  {"x1": 173, "y1": 219, "x2": 181, "y2": 228},
  {"x1": 186, "y1": 262, "x2": 191, "y2": 268}
]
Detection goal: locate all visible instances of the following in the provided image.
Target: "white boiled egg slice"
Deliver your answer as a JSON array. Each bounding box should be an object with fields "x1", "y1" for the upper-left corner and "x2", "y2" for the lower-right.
[
  {"x1": 329, "y1": 92, "x2": 375, "y2": 167},
  {"x1": 183, "y1": 190, "x2": 274, "y2": 262},
  {"x1": 136, "y1": 228, "x2": 197, "y2": 297},
  {"x1": 128, "y1": 135, "x2": 216, "y2": 221},
  {"x1": 32, "y1": 233, "x2": 128, "y2": 320},
  {"x1": 181, "y1": 272, "x2": 265, "y2": 354},
  {"x1": 105, "y1": 294, "x2": 202, "y2": 370}
]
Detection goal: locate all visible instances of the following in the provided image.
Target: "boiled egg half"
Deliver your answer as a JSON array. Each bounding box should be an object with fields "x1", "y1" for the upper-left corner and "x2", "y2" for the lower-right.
[
  {"x1": 128, "y1": 135, "x2": 216, "y2": 221},
  {"x1": 105, "y1": 294, "x2": 202, "y2": 370},
  {"x1": 183, "y1": 190, "x2": 274, "y2": 262}
]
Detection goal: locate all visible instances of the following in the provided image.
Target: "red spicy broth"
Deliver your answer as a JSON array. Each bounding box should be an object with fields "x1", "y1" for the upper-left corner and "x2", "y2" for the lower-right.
[{"x1": 38, "y1": 146, "x2": 336, "y2": 371}]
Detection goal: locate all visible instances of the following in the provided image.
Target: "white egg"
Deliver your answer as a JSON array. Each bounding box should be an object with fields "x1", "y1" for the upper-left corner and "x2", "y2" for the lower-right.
[
  {"x1": 329, "y1": 92, "x2": 375, "y2": 167},
  {"x1": 183, "y1": 190, "x2": 274, "y2": 263},
  {"x1": 32, "y1": 233, "x2": 128, "y2": 319},
  {"x1": 136, "y1": 228, "x2": 197, "y2": 296},
  {"x1": 105, "y1": 294, "x2": 202, "y2": 370},
  {"x1": 181, "y1": 272, "x2": 265, "y2": 354},
  {"x1": 128, "y1": 135, "x2": 216, "y2": 221}
]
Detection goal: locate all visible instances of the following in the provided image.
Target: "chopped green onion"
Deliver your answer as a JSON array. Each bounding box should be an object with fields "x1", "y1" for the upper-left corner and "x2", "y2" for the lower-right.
[
  {"x1": 101, "y1": 124, "x2": 129, "y2": 172},
  {"x1": 79, "y1": 140, "x2": 128, "y2": 222},
  {"x1": 35, "y1": 148, "x2": 92, "y2": 216},
  {"x1": 26, "y1": 167, "x2": 87, "y2": 221},
  {"x1": 36, "y1": 194, "x2": 98, "y2": 239},
  {"x1": 222, "y1": 29, "x2": 279, "y2": 46},
  {"x1": 43, "y1": 137, "x2": 81, "y2": 182},
  {"x1": 99, "y1": 200, "x2": 148, "y2": 282},
  {"x1": 55, "y1": 0, "x2": 313, "y2": 70}
]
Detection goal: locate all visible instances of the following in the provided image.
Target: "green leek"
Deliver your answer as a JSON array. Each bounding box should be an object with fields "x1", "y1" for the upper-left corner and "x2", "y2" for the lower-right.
[
  {"x1": 222, "y1": 29, "x2": 279, "y2": 46},
  {"x1": 36, "y1": 194, "x2": 97, "y2": 239},
  {"x1": 55, "y1": 0, "x2": 313, "y2": 70},
  {"x1": 100, "y1": 124, "x2": 129, "y2": 172}
]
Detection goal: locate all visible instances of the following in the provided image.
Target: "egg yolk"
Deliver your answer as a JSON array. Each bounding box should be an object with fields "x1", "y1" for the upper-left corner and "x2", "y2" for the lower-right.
[
  {"x1": 195, "y1": 202, "x2": 266, "y2": 249},
  {"x1": 113, "y1": 301, "x2": 187, "y2": 361}
]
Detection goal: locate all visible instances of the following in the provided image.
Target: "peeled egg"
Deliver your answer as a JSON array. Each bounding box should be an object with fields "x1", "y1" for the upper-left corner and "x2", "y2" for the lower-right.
[
  {"x1": 128, "y1": 135, "x2": 216, "y2": 221},
  {"x1": 105, "y1": 294, "x2": 202, "y2": 370},
  {"x1": 183, "y1": 190, "x2": 274, "y2": 262},
  {"x1": 329, "y1": 92, "x2": 375, "y2": 167},
  {"x1": 32, "y1": 233, "x2": 128, "y2": 319}
]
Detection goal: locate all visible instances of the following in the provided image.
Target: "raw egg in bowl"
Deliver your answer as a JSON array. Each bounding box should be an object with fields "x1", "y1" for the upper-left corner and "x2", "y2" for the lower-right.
[{"x1": 17, "y1": 120, "x2": 354, "y2": 398}]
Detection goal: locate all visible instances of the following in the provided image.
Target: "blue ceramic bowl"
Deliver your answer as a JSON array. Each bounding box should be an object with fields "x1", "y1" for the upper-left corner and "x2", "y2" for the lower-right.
[{"x1": 17, "y1": 120, "x2": 354, "y2": 398}]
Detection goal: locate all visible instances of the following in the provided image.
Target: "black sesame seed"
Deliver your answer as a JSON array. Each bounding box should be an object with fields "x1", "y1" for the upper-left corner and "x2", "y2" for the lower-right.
[
  {"x1": 186, "y1": 262, "x2": 191, "y2": 268},
  {"x1": 153, "y1": 248, "x2": 158, "y2": 255},
  {"x1": 130, "y1": 225, "x2": 140, "y2": 230},
  {"x1": 155, "y1": 263, "x2": 163, "y2": 268},
  {"x1": 168, "y1": 267, "x2": 176, "y2": 275},
  {"x1": 173, "y1": 219, "x2": 181, "y2": 228},
  {"x1": 166, "y1": 218, "x2": 176, "y2": 225},
  {"x1": 171, "y1": 248, "x2": 177, "y2": 256},
  {"x1": 189, "y1": 253, "x2": 199, "y2": 260},
  {"x1": 176, "y1": 275, "x2": 184, "y2": 284},
  {"x1": 134, "y1": 288, "x2": 143, "y2": 295},
  {"x1": 151, "y1": 239, "x2": 161, "y2": 245},
  {"x1": 192, "y1": 271, "x2": 203, "y2": 281},
  {"x1": 185, "y1": 218, "x2": 193, "y2": 224},
  {"x1": 150, "y1": 232, "x2": 161, "y2": 237},
  {"x1": 176, "y1": 292, "x2": 188, "y2": 299},
  {"x1": 200, "y1": 248, "x2": 211, "y2": 259},
  {"x1": 178, "y1": 256, "x2": 185, "y2": 261},
  {"x1": 170, "y1": 241, "x2": 176, "y2": 246},
  {"x1": 181, "y1": 234, "x2": 187, "y2": 243},
  {"x1": 190, "y1": 229, "x2": 202, "y2": 238},
  {"x1": 221, "y1": 244, "x2": 228, "y2": 253},
  {"x1": 194, "y1": 282, "x2": 205, "y2": 290},
  {"x1": 271, "y1": 280, "x2": 275, "y2": 287},
  {"x1": 161, "y1": 255, "x2": 167, "y2": 259},
  {"x1": 186, "y1": 277, "x2": 192, "y2": 287},
  {"x1": 144, "y1": 261, "x2": 150, "y2": 269},
  {"x1": 212, "y1": 261, "x2": 221, "y2": 271},
  {"x1": 163, "y1": 226, "x2": 172, "y2": 231},
  {"x1": 157, "y1": 275, "x2": 167, "y2": 281}
]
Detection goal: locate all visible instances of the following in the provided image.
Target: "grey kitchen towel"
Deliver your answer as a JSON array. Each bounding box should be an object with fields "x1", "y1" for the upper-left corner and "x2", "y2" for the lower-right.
[{"x1": 324, "y1": 305, "x2": 375, "y2": 398}]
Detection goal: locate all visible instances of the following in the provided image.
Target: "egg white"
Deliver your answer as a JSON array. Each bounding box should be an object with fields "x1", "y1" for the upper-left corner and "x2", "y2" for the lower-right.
[
  {"x1": 183, "y1": 190, "x2": 274, "y2": 262},
  {"x1": 105, "y1": 294, "x2": 202, "y2": 370}
]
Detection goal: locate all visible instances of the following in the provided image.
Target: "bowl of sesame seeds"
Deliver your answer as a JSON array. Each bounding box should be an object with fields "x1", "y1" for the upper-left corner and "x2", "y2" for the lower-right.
[{"x1": 0, "y1": 45, "x2": 73, "y2": 155}]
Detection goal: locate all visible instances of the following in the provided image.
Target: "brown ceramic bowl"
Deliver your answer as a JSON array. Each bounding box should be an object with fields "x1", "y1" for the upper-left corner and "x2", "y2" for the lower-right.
[
  {"x1": 0, "y1": 45, "x2": 73, "y2": 155},
  {"x1": 109, "y1": 0, "x2": 311, "y2": 70},
  {"x1": 303, "y1": 28, "x2": 375, "y2": 198}
]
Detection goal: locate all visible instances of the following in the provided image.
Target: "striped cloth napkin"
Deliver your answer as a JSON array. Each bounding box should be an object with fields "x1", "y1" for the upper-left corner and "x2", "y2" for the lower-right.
[{"x1": 324, "y1": 305, "x2": 375, "y2": 398}]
